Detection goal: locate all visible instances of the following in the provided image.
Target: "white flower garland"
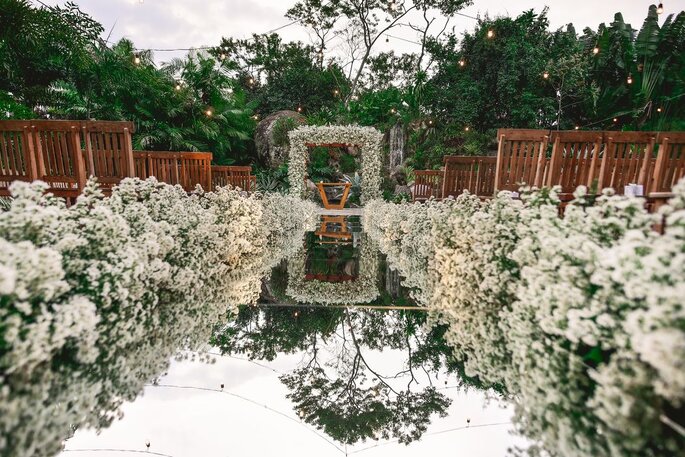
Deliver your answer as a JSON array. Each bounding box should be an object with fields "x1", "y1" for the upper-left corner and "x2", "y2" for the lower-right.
[
  {"x1": 288, "y1": 125, "x2": 383, "y2": 203},
  {"x1": 285, "y1": 233, "x2": 380, "y2": 305},
  {"x1": 0, "y1": 178, "x2": 317, "y2": 457},
  {"x1": 364, "y1": 181, "x2": 685, "y2": 457}
]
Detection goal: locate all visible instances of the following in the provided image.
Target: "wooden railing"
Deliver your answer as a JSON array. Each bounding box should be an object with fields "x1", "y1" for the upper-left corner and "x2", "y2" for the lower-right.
[
  {"x1": 496, "y1": 129, "x2": 685, "y2": 197},
  {"x1": 211, "y1": 165, "x2": 257, "y2": 191},
  {"x1": 133, "y1": 151, "x2": 212, "y2": 191},
  {"x1": 0, "y1": 120, "x2": 134, "y2": 199},
  {"x1": 442, "y1": 156, "x2": 496, "y2": 198},
  {"x1": 0, "y1": 120, "x2": 260, "y2": 200},
  {"x1": 412, "y1": 170, "x2": 443, "y2": 201},
  {"x1": 412, "y1": 130, "x2": 684, "y2": 206}
]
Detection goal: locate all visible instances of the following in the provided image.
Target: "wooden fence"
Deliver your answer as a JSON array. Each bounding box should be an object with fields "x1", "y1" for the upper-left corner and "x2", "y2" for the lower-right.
[
  {"x1": 411, "y1": 130, "x2": 685, "y2": 206},
  {"x1": 0, "y1": 120, "x2": 257, "y2": 199},
  {"x1": 495, "y1": 129, "x2": 685, "y2": 197},
  {"x1": 212, "y1": 165, "x2": 257, "y2": 191},
  {"x1": 442, "y1": 156, "x2": 496, "y2": 198},
  {"x1": 412, "y1": 170, "x2": 443, "y2": 201},
  {"x1": 134, "y1": 151, "x2": 212, "y2": 191}
]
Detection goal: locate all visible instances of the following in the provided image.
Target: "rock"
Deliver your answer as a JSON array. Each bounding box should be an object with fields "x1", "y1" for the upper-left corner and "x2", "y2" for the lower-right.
[{"x1": 255, "y1": 110, "x2": 306, "y2": 168}]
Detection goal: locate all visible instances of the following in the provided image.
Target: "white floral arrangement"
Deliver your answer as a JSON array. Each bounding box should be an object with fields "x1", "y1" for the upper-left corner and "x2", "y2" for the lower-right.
[
  {"x1": 0, "y1": 178, "x2": 316, "y2": 457},
  {"x1": 288, "y1": 125, "x2": 383, "y2": 203},
  {"x1": 285, "y1": 233, "x2": 380, "y2": 305},
  {"x1": 364, "y1": 181, "x2": 685, "y2": 457}
]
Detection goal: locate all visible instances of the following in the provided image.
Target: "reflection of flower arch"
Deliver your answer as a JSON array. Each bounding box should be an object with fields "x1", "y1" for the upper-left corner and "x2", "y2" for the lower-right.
[
  {"x1": 285, "y1": 234, "x2": 380, "y2": 305},
  {"x1": 288, "y1": 125, "x2": 383, "y2": 204}
]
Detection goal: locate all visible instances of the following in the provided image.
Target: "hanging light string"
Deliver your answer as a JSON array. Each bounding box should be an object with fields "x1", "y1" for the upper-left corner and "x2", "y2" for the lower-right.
[
  {"x1": 204, "y1": 351, "x2": 283, "y2": 374},
  {"x1": 347, "y1": 421, "x2": 512, "y2": 455},
  {"x1": 63, "y1": 449, "x2": 174, "y2": 457},
  {"x1": 147, "y1": 383, "x2": 347, "y2": 455}
]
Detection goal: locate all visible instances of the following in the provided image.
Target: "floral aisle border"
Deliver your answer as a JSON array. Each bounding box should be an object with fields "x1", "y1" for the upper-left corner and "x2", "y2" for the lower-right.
[
  {"x1": 285, "y1": 234, "x2": 380, "y2": 305},
  {"x1": 288, "y1": 125, "x2": 383, "y2": 204}
]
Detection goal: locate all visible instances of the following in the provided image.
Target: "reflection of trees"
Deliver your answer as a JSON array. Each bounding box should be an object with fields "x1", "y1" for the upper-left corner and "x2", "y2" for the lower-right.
[{"x1": 214, "y1": 307, "x2": 474, "y2": 445}]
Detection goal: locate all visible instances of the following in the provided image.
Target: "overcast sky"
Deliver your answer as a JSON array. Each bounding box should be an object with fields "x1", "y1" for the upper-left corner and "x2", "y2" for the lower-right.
[{"x1": 36, "y1": 0, "x2": 673, "y2": 65}]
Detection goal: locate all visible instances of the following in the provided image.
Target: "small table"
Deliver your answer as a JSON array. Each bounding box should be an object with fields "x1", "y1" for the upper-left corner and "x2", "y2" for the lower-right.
[{"x1": 316, "y1": 182, "x2": 351, "y2": 210}]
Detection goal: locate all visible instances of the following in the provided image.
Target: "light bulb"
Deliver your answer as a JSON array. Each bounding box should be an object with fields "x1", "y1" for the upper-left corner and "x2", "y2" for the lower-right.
[
  {"x1": 206, "y1": 109, "x2": 213, "y2": 117},
  {"x1": 575, "y1": 125, "x2": 580, "y2": 130},
  {"x1": 657, "y1": 3, "x2": 664, "y2": 14},
  {"x1": 543, "y1": 71, "x2": 549, "y2": 79},
  {"x1": 627, "y1": 74, "x2": 633, "y2": 84},
  {"x1": 175, "y1": 83, "x2": 181, "y2": 91},
  {"x1": 593, "y1": 46, "x2": 599, "y2": 55},
  {"x1": 464, "y1": 126, "x2": 470, "y2": 132},
  {"x1": 459, "y1": 59, "x2": 466, "y2": 67},
  {"x1": 487, "y1": 29, "x2": 494, "y2": 39},
  {"x1": 145, "y1": 439, "x2": 150, "y2": 449},
  {"x1": 657, "y1": 107, "x2": 663, "y2": 113},
  {"x1": 134, "y1": 55, "x2": 141, "y2": 65},
  {"x1": 613, "y1": 118, "x2": 618, "y2": 123},
  {"x1": 220, "y1": 53, "x2": 226, "y2": 60},
  {"x1": 297, "y1": 106, "x2": 302, "y2": 112},
  {"x1": 390, "y1": 108, "x2": 396, "y2": 114}
]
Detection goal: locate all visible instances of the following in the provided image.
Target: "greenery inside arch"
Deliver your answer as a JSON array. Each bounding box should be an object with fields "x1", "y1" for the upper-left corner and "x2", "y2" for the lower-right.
[{"x1": 287, "y1": 125, "x2": 384, "y2": 204}]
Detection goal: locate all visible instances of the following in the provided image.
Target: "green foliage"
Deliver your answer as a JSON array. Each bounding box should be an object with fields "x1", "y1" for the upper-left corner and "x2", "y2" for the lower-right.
[
  {"x1": 271, "y1": 116, "x2": 298, "y2": 148},
  {"x1": 0, "y1": 91, "x2": 33, "y2": 119}
]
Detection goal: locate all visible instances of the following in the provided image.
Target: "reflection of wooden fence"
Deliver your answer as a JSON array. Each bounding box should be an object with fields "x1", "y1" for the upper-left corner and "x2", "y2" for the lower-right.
[
  {"x1": 211, "y1": 165, "x2": 256, "y2": 191},
  {"x1": 0, "y1": 120, "x2": 259, "y2": 200},
  {"x1": 442, "y1": 156, "x2": 496, "y2": 198}
]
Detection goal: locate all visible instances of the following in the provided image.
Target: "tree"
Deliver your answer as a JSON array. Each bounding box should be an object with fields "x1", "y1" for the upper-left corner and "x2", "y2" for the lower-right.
[
  {"x1": 215, "y1": 33, "x2": 349, "y2": 116},
  {"x1": 290, "y1": 0, "x2": 472, "y2": 104}
]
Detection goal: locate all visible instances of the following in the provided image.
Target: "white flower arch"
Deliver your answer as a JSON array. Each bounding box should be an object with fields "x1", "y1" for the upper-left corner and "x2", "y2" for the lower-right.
[{"x1": 288, "y1": 125, "x2": 384, "y2": 203}]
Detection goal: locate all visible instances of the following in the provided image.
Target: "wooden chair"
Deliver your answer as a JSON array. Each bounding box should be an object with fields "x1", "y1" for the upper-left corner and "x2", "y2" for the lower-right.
[
  {"x1": 598, "y1": 132, "x2": 657, "y2": 194},
  {"x1": 412, "y1": 170, "x2": 443, "y2": 201},
  {"x1": 442, "y1": 156, "x2": 496, "y2": 198},
  {"x1": 82, "y1": 121, "x2": 135, "y2": 195},
  {"x1": 651, "y1": 132, "x2": 685, "y2": 193},
  {"x1": 546, "y1": 131, "x2": 604, "y2": 197},
  {"x1": 494, "y1": 129, "x2": 550, "y2": 192},
  {"x1": 0, "y1": 121, "x2": 38, "y2": 196},
  {"x1": 31, "y1": 122, "x2": 87, "y2": 200},
  {"x1": 134, "y1": 151, "x2": 212, "y2": 191},
  {"x1": 211, "y1": 165, "x2": 256, "y2": 191}
]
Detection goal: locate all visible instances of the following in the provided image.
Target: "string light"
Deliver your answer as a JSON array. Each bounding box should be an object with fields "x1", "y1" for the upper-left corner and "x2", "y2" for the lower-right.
[
  {"x1": 613, "y1": 117, "x2": 618, "y2": 123},
  {"x1": 205, "y1": 109, "x2": 213, "y2": 117},
  {"x1": 464, "y1": 126, "x2": 470, "y2": 132},
  {"x1": 145, "y1": 439, "x2": 151, "y2": 450},
  {"x1": 575, "y1": 125, "x2": 580, "y2": 130},
  {"x1": 297, "y1": 106, "x2": 303, "y2": 113},
  {"x1": 657, "y1": 3, "x2": 664, "y2": 14},
  {"x1": 593, "y1": 46, "x2": 600, "y2": 55},
  {"x1": 627, "y1": 73, "x2": 633, "y2": 84},
  {"x1": 428, "y1": 119, "x2": 433, "y2": 126},
  {"x1": 293, "y1": 310, "x2": 299, "y2": 317},
  {"x1": 133, "y1": 54, "x2": 141, "y2": 65},
  {"x1": 543, "y1": 71, "x2": 549, "y2": 79},
  {"x1": 351, "y1": 94, "x2": 359, "y2": 101},
  {"x1": 248, "y1": 77, "x2": 255, "y2": 86},
  {"x1": 333, "y1": 89, "x2": 340, "y2": 96},
  {"x1": 458, "y1": 59, "x2": 466, "y2": 67},
  {"x1": 252, "y1": 114, "x2": 259, "y2": 121},
  {"x1": 390, "y1": 108, "x2": 397, "y2": 114},
  {"x1": 220, "y1": 53, "x2": 227, "y2": 60},
  {"x1": 657, "y1": 107, "x2": 663, "y2": 113},
  {"x1": 174, "y1": 82, "x2": 181, "y2": 91},
  {"x1": 487, "y1": 29, "x2": 495, "y2": 39},
  {"x1": 386, "y1": 36, "x2": 390, "y2": 43}
]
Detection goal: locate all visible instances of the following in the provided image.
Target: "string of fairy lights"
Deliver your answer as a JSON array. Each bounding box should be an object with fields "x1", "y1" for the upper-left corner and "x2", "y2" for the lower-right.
[{"x1": 63, "y1": 380, "x2": 512, "y2": 457}]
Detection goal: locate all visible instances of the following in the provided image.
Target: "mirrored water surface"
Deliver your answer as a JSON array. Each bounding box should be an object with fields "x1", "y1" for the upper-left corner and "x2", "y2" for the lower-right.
[{"x1": 59, "y1": 216, "x2": 524, "y2": 457}]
